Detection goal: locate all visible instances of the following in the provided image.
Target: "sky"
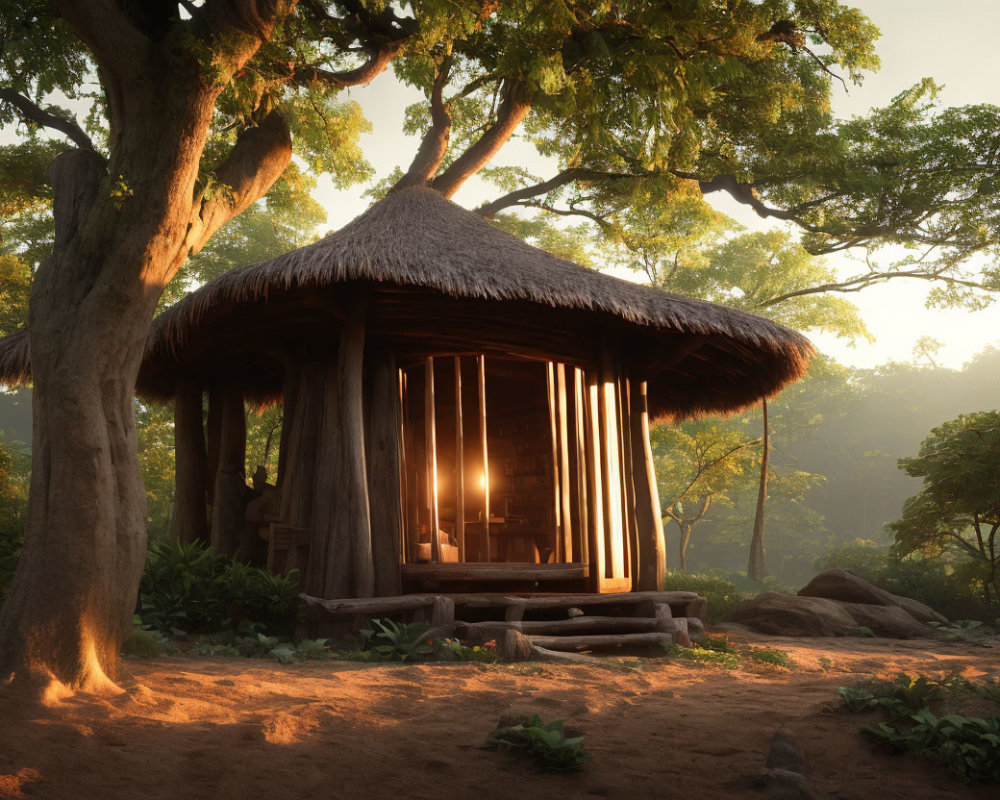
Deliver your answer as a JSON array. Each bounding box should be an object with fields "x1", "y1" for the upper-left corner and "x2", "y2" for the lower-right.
[{"x1": 316, "y1": 0, "x2": 1000, "y2": 371}]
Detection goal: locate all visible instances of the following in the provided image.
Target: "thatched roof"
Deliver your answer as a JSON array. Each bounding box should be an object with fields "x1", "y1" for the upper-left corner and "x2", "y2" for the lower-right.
[{"x1": 0, "y1": 187, "x2": 814, "y2": 417}]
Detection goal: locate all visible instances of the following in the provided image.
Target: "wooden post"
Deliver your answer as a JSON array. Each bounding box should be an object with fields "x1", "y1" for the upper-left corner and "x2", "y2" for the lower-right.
[
  {"x1": 454, "y1": 356, "x2": 466, "y2": 561},
  {"x1": 311, "y1": 299, "x2": 374, "y2": 598},
  {"x1": 574, "y1": 368, "x2": 589, "y2": 566},
  {"x1": 279, "y1": 361, "x2": 325, "y2": 531},
  {"x1": 205, "y1": 385, "x2": 223, "y2": 505},
  {"x1": 366, "y1": 347, "x2": 403, "y2": 597},
  {"x1": 556, "y1": 364, "x2": 573, "y2": 562},
  {"x1": 478, "y1": 355, "x2": 490, "y2": 560},
  {"x1": 629, "y1": 380, "x2": 667, "y2": 591},
  {"x1": 598, "y1": 339, "x2": 625, "y2": 583},
  {"x1": 170, "y1": 378, "x2": 208, "y2": 543},
  {"x1": 619, "y1": 377, "x2": 638, "y2": 582},
  {"x1": 424, "y1": 357, "x2": 440, "y2": 562},
  {"x1": 546, "y1": 362, "x2": 562, "y2": 561},
  {"x1": 402, "y1": 370, "x2": 419, "y2": 564},
  {"x1": 584, "y1": 370, "x2": 604, "y2": 586},
  {"x1": 209, "y1": 385, "x2": 247, "y2": 558}
]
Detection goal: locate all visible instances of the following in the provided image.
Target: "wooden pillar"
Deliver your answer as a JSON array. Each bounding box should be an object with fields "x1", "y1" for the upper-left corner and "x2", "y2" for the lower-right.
[
  {"x1": 209, "y1": 385, "x2": 247, "y2": 558},
  {"x1": 205, "y1": 385, "x2": 223, "y2": 505},
  {"x1": 279, "y1": 360, "x2": 326, "y2": 530},
  {"x1": 401, "y1": 370, "x2": 419, "y2": 563},
  {"x1": 366, "y1": 347, "x2": 403, "y2": 596},
  {"x1": 454, "y1": 356, "x2": 466, "y2": 561},
  {"x1": 618, "y1": 377, "x2": 638, "y2": 582},
  {"x1": 546, "y1": 362, "x2": 562, "y2": 561},
  {"x1": 573, "y1": 368, "x2": 589, "y2": 565},
  {"x1": 629, "y1": 379, "x2": 667, "y2": 591},
  {"x1": 584, "y1": 370, "x2": 604, "y2": 585},
  {"x1": 424, "y1": 357, "x2": 440, "y2": 562},
  {"x1": 311, "y1": 300, "x2": 374, "y2": 598},
  {"x1": 170, "y1": 378, "x2": 209, "y2": 544},
  {"x1": 478, "y1": 355, "x2": 490, "y2": 559},
  {"x1": 598, "y1": 340, "x2": 626, "y2": 584},
  {"x1": 556, "y1": 364, "x2": 573, "y2": 562}
]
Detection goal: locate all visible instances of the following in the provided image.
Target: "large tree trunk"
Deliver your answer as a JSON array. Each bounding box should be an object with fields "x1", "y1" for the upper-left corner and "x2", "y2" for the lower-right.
[
  {"x1": 748, "y1": 399, "x2": 769, "y2": 583},
  {"x1": 0, "y1": 5, "x2": 293, "y2": 692}
]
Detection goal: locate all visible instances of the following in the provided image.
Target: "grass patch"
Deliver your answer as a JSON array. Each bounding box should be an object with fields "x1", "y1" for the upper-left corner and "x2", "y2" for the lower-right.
[
  {"x1": 661, "y1": 634, "x2": 790, "y2": 670},
  {"x1": 487, "y1": 714, "x2": 591, "y2": 773}
]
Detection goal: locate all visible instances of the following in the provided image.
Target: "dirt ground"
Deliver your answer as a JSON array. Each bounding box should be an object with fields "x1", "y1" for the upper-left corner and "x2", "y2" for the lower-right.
[{"x1": 1, "y1": 631, "x2": 998, "y2": 800}]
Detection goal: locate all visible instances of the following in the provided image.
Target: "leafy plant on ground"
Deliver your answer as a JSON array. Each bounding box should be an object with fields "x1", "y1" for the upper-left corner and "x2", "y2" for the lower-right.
[
  {"x1": 840, "y1": 673, "x2": 1000, "y2": 782},
  {"x1": 137, "y1": 538, "x2": 300, "y2": 637},
  {"x1": 661, "y1": 634, "x2": 790, "y2": 670},
  {"x1": 189, "y1": 632, "x2": 331, "y2": 663},
  {"x1": 435, "y1": 637, "x2": 498, "y2": 664},
  {"x1": 487, "y1": 714, "x2": 591, "y2": 773},
  {"x1": 356, "y1": 618, "x2": 434, "y2": 662}
]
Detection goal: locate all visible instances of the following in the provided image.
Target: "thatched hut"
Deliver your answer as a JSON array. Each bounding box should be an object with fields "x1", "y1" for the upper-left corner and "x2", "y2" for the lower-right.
[{"x1": 0, "y1": 187, "x2": 813, "y2": 603}]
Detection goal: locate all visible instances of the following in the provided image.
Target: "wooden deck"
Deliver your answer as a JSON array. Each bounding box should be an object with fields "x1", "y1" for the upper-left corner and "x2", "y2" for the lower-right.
[{"x1": 400, "y1": 562, "x2": 589, "y2": 582}]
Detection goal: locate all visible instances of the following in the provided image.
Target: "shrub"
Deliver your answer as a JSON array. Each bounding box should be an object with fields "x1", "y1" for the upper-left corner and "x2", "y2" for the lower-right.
[
  {"x1": 487, "y1": 714, "x2": 591, "y2": 772},
  {"x1": 137, "y1": 538, "x2": 300, "y2": 637},
  {"x1": 662, "y1": 569, "x2": 792, "y2": 623}
]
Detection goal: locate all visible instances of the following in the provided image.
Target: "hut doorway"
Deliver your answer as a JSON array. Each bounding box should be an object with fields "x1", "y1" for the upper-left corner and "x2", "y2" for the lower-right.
[{"x1": 399, "y1": 355, "x2": 632, "y2": 593}]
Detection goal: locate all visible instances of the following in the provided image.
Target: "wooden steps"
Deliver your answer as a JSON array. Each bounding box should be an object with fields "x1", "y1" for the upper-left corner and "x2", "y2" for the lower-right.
[{"x1": 301, "y1": 590, "x2": 707, "y2": 657}]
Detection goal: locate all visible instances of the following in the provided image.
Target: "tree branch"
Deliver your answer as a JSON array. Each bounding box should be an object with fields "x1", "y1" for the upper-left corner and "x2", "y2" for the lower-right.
[
  {"x1": 186, "y1": 110, "x2": 293, "y2": 256},
  {"x1": 0, "y1": 89, "x2": 94, "y2": 151},
  {"x1": 430, "y1": 81, "x2": 532, "y2": 198},
  {"x1": 393, "y1": 57, "x2": 453, "y2": 191}
]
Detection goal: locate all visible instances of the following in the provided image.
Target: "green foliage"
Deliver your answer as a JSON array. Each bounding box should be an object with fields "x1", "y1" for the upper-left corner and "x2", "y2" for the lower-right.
[
  {"x1": 435, "y1": 637, "x2": 499, "y2": 663},
  {"x1": 840, "y1": 674, "x2": 1000, "y2": 782},
  {"x1": 356, "y1": 618, "x2": 435, "y2": 662},
  {"x1": 0, "y1": 438, "x2": 29, "y2": 603},
  {"x1": 189, "y1": 632, "x2": 330, "y2": 663},
  {"x1": 137, "y1": 539, "x2": 300, "y2": 637},
  {"x1": 661, "y1": 570, "x2": 790, "y2": 624},
  {"x1": 890, "y1": 411, "x2": 1000, "y2": 618},
  {"x1": 487, "y1": 714, "x2": 591, "y2": 773},
  {"x1": 662, "y1": 634, "x2": 790, "y2": 670}
]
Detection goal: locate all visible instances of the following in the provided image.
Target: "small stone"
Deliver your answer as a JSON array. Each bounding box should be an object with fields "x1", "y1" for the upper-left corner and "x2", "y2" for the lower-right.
[{"x1": 567, "y1": 607, "x2": 584, "y2": 618}]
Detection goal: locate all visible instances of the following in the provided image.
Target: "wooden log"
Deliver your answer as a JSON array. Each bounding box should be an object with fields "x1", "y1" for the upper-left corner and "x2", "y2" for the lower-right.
[
  {"x1": 583, "y1": 371, "x2": 604, "y2": 586},
  {"x1": 598, "y1": 338, "x2": 625, "y2": 583},
  {"x1": 430, "y1": 596, "x2": 455, "y2": 630},
  {"x1": 629, "y1": 380, "x2": 667, "y2": 590},
  {"x1": 504, "y1": 598, "x2": 526, "y2": 622},
  {"x1": 527, "y1": 632, "x2": 672, "y2": 651},
  {"x1": 546, "y1": 362, "x2": 562, "y2": 561},
  {"x1": 209, "y1": 385, "x2": 247, "y2": 558},
  {"x1": 530, "y1": 645, "x2": 602, "y2": 664},
  {"x1": 454, "y1": 356, "x2": 465, "y2": 561},
  {"x1": 170, "y1": 378, "x2": 208, "y2": 543},
  {"x1": 654, "y1": 603, "x2": 673, "y2": 633},
  {"x1": 498, "y1": 629, "x2": 533, "y2": 662},
  {"x1": 300, "y1": 593, "x2": 437, "y2": 617},
  {"x1": 366, "y1": 347, "x2": 403, "y2": 596},
  {"x1": 451, "y1": 590, "x2": 700, "y2": 610},
  {"x1": 619, "y1": 377, "x2": 638, "y2": 582},
  {"x1": 556, "y1": 363, "x2": 573, "y2": 562},
  {"x1": 279, "y1": 360, "x2": 326, "y2": 530},
  {"x1": 478, "y1": 355, "x2": 490, "y2": 557},
  {"x1": 573, "y1": 368, "x2": 589, "y2": 565},
  {"x1": 312, "y1": 300, "x2": 375, "y2": 598},
  {"x1": 424, "y1": 357, "x2": 440, "y2": 562},
  {"x1": 401, "y1": 370, "x2": 419, "y2": 563},
  {"x1": 205, "y1": 384, "x2": 223, "y2": 505},
  {"x1": 460, "y1": 616, "x2": 659, "y2": 635}
]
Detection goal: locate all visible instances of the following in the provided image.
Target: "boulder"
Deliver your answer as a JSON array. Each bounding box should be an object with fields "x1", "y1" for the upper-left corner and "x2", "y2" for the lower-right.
[
  {"x1": 798, "y1": 569, "x2": 947, "y2": 624},
  {"x1": 728, "y1": 593, "x2": 860, "y2": 637},
  {"x1": 728, "y1": 591, "x2": 934, "y2": 639}
]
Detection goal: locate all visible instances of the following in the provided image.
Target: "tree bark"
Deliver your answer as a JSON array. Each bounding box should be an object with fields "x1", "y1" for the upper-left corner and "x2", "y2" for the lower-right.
[
  {"x1": 0, "y1": 1, "x2": 295, "y2": 693},
  {"x1": 309, "y1": 300, "x2": 374, "y2": 598},
  {"x1": 170, "y1": 378, "x2": 208, "y2": 543},
  {"x1": 629, "y1": 381, "x2": 666, "y2": 590},
  {"x1": 748, "y1": 399, "x2": 769, "y2": 583},
  {"x1": 365, "y1": 346, "x2": 403, "y2": 597},
  {"x1": 209, "y1": 385, "x2": 247, "y2": 558}
]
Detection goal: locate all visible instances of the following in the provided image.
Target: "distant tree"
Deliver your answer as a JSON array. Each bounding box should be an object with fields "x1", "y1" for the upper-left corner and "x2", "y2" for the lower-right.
[{"x1": 891, "y1": 411, "x2": 1000, "y2": 618}]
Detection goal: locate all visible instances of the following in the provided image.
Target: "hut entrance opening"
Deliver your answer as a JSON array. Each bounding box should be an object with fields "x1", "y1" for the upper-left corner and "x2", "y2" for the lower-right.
[{"x1": 398, "y1": 355, "x2": 631, "y2": 593}]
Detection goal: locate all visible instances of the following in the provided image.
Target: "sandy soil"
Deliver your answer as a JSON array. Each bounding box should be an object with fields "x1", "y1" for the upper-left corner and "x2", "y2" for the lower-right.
[{"x1": 1, "y1": 632, "x2": 998, "y2": 800}]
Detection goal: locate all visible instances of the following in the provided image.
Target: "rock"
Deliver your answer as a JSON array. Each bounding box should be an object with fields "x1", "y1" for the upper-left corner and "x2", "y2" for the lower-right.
[
  {"x1": 759, "y1": 768, "x2": 817, "y2": 800},
  {"x1": 728, "y1": 591, "x2": 935, "y2": 639},
  {"x1": 728, "y1": 592, "x2": 860, "y2": 637},
  {"x1": 798, "y1": 569, "x2": 947, "y2": 625},
  {"x1": 766, "y1": 729, "x2": 807, "y2": 774},
  {"x1": 840, "y1": 601, "x2": 932, "y2": 639}
]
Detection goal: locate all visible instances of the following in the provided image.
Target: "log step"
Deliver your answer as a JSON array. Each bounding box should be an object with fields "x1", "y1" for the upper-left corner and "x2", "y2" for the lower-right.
[
  {"x1": 458, "y1": 616, "x2": 659, "y2": 635},
  {"x1": 527, "y1": 632, "x2": 673, "y2": 651}
]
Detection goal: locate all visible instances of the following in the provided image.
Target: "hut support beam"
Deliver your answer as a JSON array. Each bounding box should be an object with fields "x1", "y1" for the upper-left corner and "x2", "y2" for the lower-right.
[
  {"x1": 424, "y1": 357, "x2": 440, "y2": 562},
  {"x1": 171, "y1": 378, "x2": 208, "y2": 543},
  {"x1": 478, "y1": 355, "x2": 490, "y2": 559},
  {"x1": 313, "y1": 301, "x2": 375, "y2": 598},
  {"x1": 209, "y1": 385, "x2": 247, "y2": 558},
  {"x1": 630, "y1": 380, "x2": 666, "y2": 590},
  {"x1": 454, "y1": 357, "x2": 465, "y2": 561},
  {"x1": 366, "y1": 347, "x2": 403, "y2": 596},
  {"x1": 556, "y1": 364, "x2": 573, "y2": 562}
]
